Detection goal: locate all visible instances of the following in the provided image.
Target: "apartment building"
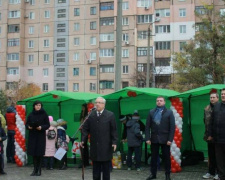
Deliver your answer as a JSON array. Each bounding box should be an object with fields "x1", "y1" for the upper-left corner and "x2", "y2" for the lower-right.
[{"x1": 0, "y1": 0, "x2": 224, "y2": 94}]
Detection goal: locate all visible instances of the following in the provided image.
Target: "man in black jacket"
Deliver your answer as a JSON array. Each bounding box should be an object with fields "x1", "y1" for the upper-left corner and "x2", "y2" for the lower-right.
[
  {"x1": 81, "y1": 97, "x2": 118, "y2": 180},
  {"x1": 145, "y1": 96, "x2": 175, "y2": 180},
  {"x1": 208, "y1": 88, "x2": 225, "y2": 180}
]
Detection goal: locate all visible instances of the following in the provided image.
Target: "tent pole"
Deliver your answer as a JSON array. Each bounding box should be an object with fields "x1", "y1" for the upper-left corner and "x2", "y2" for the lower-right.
[{"x1": 188, "y1": 95, "x2": 196, "y2": 151}]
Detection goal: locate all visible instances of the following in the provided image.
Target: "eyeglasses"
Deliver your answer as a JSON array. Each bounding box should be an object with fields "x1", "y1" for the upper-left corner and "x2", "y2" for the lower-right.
[{"x1": 95, "y1": 101, "x2": 104, "y2": 104}]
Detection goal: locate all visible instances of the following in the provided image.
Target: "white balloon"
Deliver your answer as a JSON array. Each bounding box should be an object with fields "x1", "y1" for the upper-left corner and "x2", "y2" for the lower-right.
[
  {"x1": 174, "y1": 155, "x2": 179, "y2": 161},
  {"x1": 170, "y1": 106, "x2": 174, "y2": 110},
  {"x1": 175, "y1": 148, "x2": 180, "y2": 153},
  {"x1": 171, "y1": 151, "x2": 176, "y2": 156},
  {"x1": 179, "y1": 129, "x2": 183, "y2": 133},
  {"x1": 178, "y1": 124, "x2": 182, "y2": 129},
  {"x1": 16, "y1": 151, "x2": 19, "y2": 155},
  {"x1": 172, "y1": 143, "x2": 176, "y2": 149},
  {"x1": 178, "y1": 159, "x2": 181, "y2": 164},
  {"x1": 172, "y1": 109, "x2": 177, "y2": 114},
  {"x1": 175, "y1": 113, "x2": 180, "y2": 118}
]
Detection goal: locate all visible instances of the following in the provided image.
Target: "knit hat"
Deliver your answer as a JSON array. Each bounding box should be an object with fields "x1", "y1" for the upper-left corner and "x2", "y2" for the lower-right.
[
  {"x1": 119, "y1": 115, "x2": 126, "y2": 122},
  {"x1": 49, "y1": 116, "x2": 53, "y2": 122},
  {"x1": 50, "y1": 121, "x2": 57, "y2": 127},
  {"x1": 132, "y1": 110, "x2": 140, "y2": 120},
  {"x1": 57, "y1": 119, "x2": 67, "y2": 126}
]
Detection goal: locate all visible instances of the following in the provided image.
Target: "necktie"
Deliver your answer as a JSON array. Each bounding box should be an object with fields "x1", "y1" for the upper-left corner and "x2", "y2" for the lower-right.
[{"x1": 98, "y1": 112, "x2": 101, "y2": 117}]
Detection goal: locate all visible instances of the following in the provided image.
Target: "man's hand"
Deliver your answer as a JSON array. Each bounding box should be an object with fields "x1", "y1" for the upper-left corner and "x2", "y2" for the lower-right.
[
  {"x1": 146, "y1": 140, "x2": 151, "y2": 145},
  {"x1": 112, "y1": 144, "x2": 117, "y2": 152},
  {"x1": 0, "y1": 137, "x2": 2, "y2": 141},
  {"x1": 36, "y1": 126, "x2": 42, "y2": 130},
  {"x1": 80, "y1": 142, "x2": 84, "y2": 148},
  {"x1": 207, "y1": 136, "x2": 213, "y2": 141},
  {"x1": 167, "y1": 141, "x2": 172, "y2": 146},
  {"x1": 28, "y1": 126, "x2": 33, "y2": 130}
]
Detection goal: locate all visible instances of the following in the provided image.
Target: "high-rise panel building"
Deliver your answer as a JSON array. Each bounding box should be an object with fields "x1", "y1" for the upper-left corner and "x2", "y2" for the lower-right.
[{"x1": 0, "y1": 0, "x2": 224, "y2": 94}]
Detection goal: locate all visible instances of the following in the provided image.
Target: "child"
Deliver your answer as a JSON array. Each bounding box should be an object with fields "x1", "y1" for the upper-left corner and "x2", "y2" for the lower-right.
[
  {"x1": 57, "y1": 119, "x2": 68, "y2": 170},
  {"x1": 44, "y1": 116, "x2": 57, "y2": 170},
  {"x1": 0, "y1": 119, "x2": 7, "y2": 175}
]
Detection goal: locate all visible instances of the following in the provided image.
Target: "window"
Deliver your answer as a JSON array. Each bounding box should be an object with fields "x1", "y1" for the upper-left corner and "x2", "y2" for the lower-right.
[
  {"x1": 122, "y1": 33, "x2": 129, "y2": 41},
  {"x1": 43, "y1": 68, "x2": 49, "y2": 76},
  {"x1": 74, "y1": 8, "x2": 80, "y2": 16},
  {"x1": 74, "y1": 23, "x2": 80, "y2": 31},
  {"x1": 122, "y1": 82, "x2": 129, "y2": 88},
  {"x1": 100, "y1": 49, "x2": 114, "y2": 57},
  {"x1": 44, "y1": 10, "x2": 50, "y2": 18},
  {"x1": 90, "y1": 67, "x2": 96, "y2": 76},
  {"x1": 155, "y1": 25, "x2": 170, "y2": 33},
  {"x1": 8, "y1": 24, "x2": 20, "y2": 33},
  {"x1": 29, "y1": 12, "x2": 35, "y2": 19},
  {"x1": 155, "y1": 75, "x2": 171, "y2": 84},
  {"x1": 155, "y1": 41, "x2": 171, "y2": 50},
  {"x1": 100, "y1": 65, "x2": 114, "y2": 73},
  {"x1": 56, "y1": 53, "x2": 66, "y2": 62},
  {"x1": 137, "y1": 15, "x2": 152, "y2": 23},
  {"x1": 9, "y1": 0, "x2": 21, "y2": 4},
  {"x1": 57, "y1": 38, "x2": 66, "y2": 47},
  {"x1": 57, "y1": 9, "x2": 66, "y2": 18},
  {"x1": 43, "y1": 83, "x2": 48, "y2": 91},
  {"x1": 6, "y1": 82, "x2": 18, "y2": 90},
  {"x1": 100, "y1": 17, "x2": 114, "y2": 26},
  {"x1": 99, "y1": 81, "x2": 114, "y2": 89},
  {"x1": 220, "y1": 9, "x2": 225, "y2": 16},
  {"x1": 137, "y1": 31, "x2": 148, "y2": 39},
  {"x1": 137, "y1": 0, "x2": 151, "y2": 7},
  {"x1": 44, "y1": 39, "x2": 49, "y2": 47},
  {"x1": 44, "y1": 54, "x2": 49, "y2": 62},
  {"x1": 7, "y1": 53, "x2": 19, "y2": 61},
  {"x1": 8, "y1": 39, "x2": 20, "y2": 46},
  {"x1": 44, "y1": 25, "x2": 49, "y2": 33},
  {"x1": 73, "y1": 68, "x2": 79, "y2": 76},
  {"x1": 58, "y1": 0, "x2": 66, "y2": 2},
  {"x1": 179, "y1": 25, "x2": 186, "y2": 33},
  {"x1": 28, "y1": 54, "x2": 34, "y2": 62},
  {"x1": 100, "y1": 33, "x2": 114, "y2": 41},
  {"x1": 57, "y1": 23, "x2": 66, "y2": 33},
  {"x1": 195, "y1": 6, "x2": 208, "y2": 15},
  {"x1": 73, "y1": 83, "x2": 79, "y2": 91},
  {"x1": 90, "y1": 83, "x2": 96, "y2": 91},
  {"x1": 122, "y1": 65, "x2": 129, "y2": 74},
  {"x1": 100, "y1": 2, "x2": 114, "y2": 11},
  {"x1": 90, "y1": 52, "x2": 96, "y2": 60},
  {"x1": 155, "y1": 58, "x2": 170, "y2": 66},
  {"x1": 137, "y1": 63, "x2": 147, "y2": 72},
  {"x1": 73, "y1": 53, "x2": 79, "y2": 61},
  {"x1": 29, "y1": 26, "x2": 34, "y2": 34},
  {"x1": 7, "y1": 68, "x2": 19, "y2": 75},
  {"x1": 28, "y1": 40, "x2": 34, "y2": 48},
  {"x1": 30, "y1": 0, "x2": 35, "y2": 5},
  {"x1": 195, "y1": 23, "x2": 211, "y2": 32},
  {"x1": 8, "y1": 11, "x2": 20, "y2": 18},
  {"x1": 179, "y1": 8, "x2": 186, "y2": 17},
  {"x1": 90, "y1": 7, "x2": 96, "y2": 15},
  {"x1": 122, "y1": 17, "x2": 129, "y2": 25},
  {"x1": 122, "y1": 2, "x2": 129, "y2": 10},
  {"x1": 28, "y1": 69, "x2": 33, "y2": 76},
  {"x1": 155, "y1": 9, "x2": 170, "y2": 17},
  {"x1": 179, "y1": 42, "x2": 186, "y2": 51},
  {"x1": 90, "y1": 21, "x2": 97, "y2": 30},
  {"x1": 74, "y1": 38, "x2": 80, "y2": 45},
  {"x1": 122, "y1": 49, "x2": 129, "y2": 57},
  {"x1": 45, "y1": 0, "x2": 50, "y2": 4},
  {"x1": 56, "y1": 68, "x2": 65, "y2": 77},
  {"x1": 56, "y1": 82, "x2": 65, "y2": 91},
  {"x1": 137, "y1": 47, "x2": 153, "y2": 56}
]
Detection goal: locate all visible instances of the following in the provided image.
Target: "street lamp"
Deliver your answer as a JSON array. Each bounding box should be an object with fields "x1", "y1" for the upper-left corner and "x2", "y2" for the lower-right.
[{"x1": 146, "y1": 17, "x2": 160, "y2": 88}]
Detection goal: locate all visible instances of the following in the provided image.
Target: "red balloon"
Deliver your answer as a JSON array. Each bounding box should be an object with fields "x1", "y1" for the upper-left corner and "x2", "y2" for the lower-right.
[
  {"x1": 171, "y1": 168, "x2": 177, "y2": 173},
  {"x1": 179, "y1": 136, "x2": 183, "y2": 141},
  {"x1": 132, "y1": 92, "x2": 137, "y2": 97},
  {"x1": 127, "y1": 91, "x2": 133, "y2": 97},
  {"x1": 18, "y1": 161, "x2": 23, "y2": 167},
  {"x1": 177, "y1": 167, "x2": 182, "y2": 172},
  {"x1": 88, "y1": 108, "x2": 91, "y2": 112},
  {"x1": 174, "y1": 136, "x2": 178, "y2": 141},
  {"x1": 87, "y1": 103, "x2": 94, "y2": 109}
]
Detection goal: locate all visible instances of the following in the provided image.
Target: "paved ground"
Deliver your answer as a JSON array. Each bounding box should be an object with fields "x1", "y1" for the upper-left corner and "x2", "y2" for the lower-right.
[{"x1": 1, "y1": 160, "x2": 208, "y2": 180}]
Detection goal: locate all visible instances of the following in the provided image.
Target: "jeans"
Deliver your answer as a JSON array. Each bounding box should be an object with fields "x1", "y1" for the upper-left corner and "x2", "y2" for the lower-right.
[
  {"x1": 127, "y1": 146, "x2": 141, "y2": 168},
  {"x1": 6, "y1": 130, "x2": 15, "y2": 162}
]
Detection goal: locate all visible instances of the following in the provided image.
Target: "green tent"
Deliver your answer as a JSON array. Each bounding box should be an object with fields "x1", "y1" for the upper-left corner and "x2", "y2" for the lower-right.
[
  {"x1": 18, "y1": 90, "x2": 101, "y2": 160},
  {"x1": 175, "y1": 84, "x2": 225, "y2": 156}
]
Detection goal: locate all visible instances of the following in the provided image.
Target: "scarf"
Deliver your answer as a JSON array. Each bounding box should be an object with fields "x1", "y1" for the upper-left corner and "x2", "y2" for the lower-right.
[{"x1": 153, "y1": 106, "x2": 165, "y2": 125}]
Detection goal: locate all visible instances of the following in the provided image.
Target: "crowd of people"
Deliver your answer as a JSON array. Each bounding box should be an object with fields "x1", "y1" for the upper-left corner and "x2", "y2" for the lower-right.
[{"x1": 0, "y1": 91, "x2": 224, "y2": 180}]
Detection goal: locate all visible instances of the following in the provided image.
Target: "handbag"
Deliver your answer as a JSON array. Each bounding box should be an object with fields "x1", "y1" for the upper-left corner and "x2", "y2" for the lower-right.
[{"x1": 57, "y1": 137, "x2": 68, "y2": 151}]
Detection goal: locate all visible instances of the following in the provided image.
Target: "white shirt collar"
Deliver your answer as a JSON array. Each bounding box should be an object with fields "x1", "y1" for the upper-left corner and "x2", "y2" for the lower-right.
[{"x1": 97, "y1": 109, "x2": 104, "y2": 115}]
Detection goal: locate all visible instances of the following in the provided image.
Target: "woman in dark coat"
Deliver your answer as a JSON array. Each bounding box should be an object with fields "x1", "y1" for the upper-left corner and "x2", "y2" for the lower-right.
[{"x1": 26, "y1": 101, "x2": 50, "y2": 176}]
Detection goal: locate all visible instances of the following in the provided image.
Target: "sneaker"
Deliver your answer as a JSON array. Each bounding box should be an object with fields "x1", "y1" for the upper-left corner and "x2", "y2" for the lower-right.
[
  {"x1": 127, "y1": 167, "x2": 131, "y2": 171},
  {"x1": 214, "y1": 174, "x2": 219, "y2": 180},
  {"x1": 203, "y1": 173, "x2": 213, "y2": 179},
  {"x1": 137, "y1": 168, "x2": 141, "y2": 172}
]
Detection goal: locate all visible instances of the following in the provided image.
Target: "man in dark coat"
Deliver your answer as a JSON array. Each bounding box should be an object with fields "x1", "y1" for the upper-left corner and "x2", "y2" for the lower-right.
[
  {"x1": 208, "y1": 88, "x2": 225, "y2": 180},
  {"x1": 26, "y1": 101, "x2": 50, "y2": 176},
  {"x1": 145, "y1": 96, "x2": 175, "y2": 180},
  {"x1": 81, "y1": 97, "x2": 118, "y2": 180},
  {"x1": 0, "y1": 119, "x2": 7, "y2": 175}
]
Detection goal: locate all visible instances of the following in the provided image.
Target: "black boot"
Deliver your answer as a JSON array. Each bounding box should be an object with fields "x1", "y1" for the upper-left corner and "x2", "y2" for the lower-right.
[
  {"x1": 30, "y1": 157, "x2": 37, "y2": 176},
  {"x1": 165, "y1": 174, "x2": 171, "y2": 180},
  {"x1": 36, "y1": 157, "x2": 42, "y2": 176},
  {"x1": 146, "y1": 175, "x2": 156, "y2": 180}
]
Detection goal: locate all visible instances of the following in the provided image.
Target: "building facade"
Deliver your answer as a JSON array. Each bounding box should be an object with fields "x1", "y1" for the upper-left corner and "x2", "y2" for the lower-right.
[{"x1": 0, "y1": 0, "x2": 224, "y2": 94}]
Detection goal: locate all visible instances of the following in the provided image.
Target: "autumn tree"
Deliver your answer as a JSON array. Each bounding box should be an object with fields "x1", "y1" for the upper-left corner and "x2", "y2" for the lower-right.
[
  {"x1": 0, "y1": 89, "x2": 7, "y2": 115},
  {"x1": 171, "y1": 4, "x2": 225, "y2": 91}
]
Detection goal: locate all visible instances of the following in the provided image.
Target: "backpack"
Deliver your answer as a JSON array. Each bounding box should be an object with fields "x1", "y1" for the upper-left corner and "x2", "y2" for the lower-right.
[{"x1": 47, "y1": 129, "x2": 56, "y2": 140}]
